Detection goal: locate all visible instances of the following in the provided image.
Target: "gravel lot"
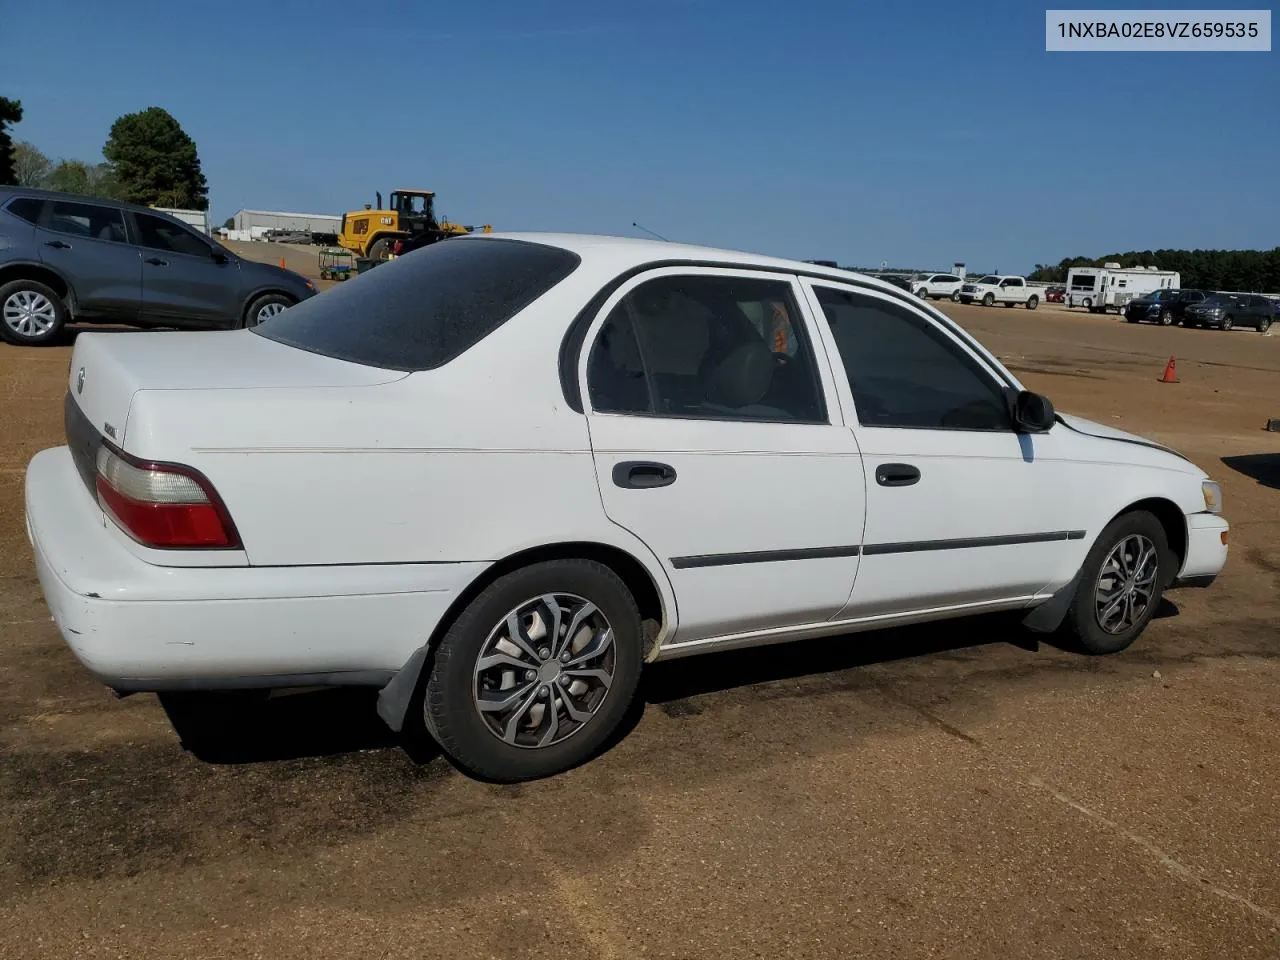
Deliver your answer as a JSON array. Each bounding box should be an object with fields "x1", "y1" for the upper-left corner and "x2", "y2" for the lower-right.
[{"x1": 1, "y1": 265, "x2": 1278, "y2": 959}]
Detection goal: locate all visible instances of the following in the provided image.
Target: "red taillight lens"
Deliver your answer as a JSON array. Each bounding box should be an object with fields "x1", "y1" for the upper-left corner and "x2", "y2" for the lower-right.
[
  {"x1": 392, "y1": 240, "x2": 403, "y2": 255},
  {"x1": 94, "y1": 443, "x2": 241, "y2": 549}
]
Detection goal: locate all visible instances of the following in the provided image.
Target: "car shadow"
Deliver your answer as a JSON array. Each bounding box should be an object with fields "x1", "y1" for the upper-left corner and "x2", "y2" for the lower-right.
[
  {"x1": 1222, "y1": 454, "x2": 1280, "y2": 491},
  {"x1": 159, "y1": 687, "x2": 428, "y2": 766},
  {"x1": 162, "y1": 601, "x2": 1181, "y2": 769}
]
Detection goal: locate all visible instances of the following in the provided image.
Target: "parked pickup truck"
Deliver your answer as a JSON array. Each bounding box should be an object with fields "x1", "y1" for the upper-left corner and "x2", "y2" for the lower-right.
[{"x1": 958, "y1": 275, "x2": 1041, "y2": 309}]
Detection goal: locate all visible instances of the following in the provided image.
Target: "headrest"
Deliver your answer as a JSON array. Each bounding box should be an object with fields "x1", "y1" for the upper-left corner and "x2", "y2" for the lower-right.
[{"x1": 705, "y1": 340, "x2": 773, "y2": 408}]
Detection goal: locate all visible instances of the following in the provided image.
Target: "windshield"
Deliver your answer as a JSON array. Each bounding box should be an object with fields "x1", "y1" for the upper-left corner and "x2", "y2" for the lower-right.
[{"x1": 254, "y1": 238, "x2": 581, "y2": 371}]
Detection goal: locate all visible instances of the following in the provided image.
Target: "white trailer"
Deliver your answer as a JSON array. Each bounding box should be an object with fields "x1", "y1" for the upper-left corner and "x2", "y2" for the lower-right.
[
  {"x1": 1066, "y1": 263, "x2": 1180, "y2": 313},
  {"x1": 151, "y1": 206, "x2": 210, "y2": 235},
  {"x1": 232, "y1": 209, "x2": 343, "y2": 236}
]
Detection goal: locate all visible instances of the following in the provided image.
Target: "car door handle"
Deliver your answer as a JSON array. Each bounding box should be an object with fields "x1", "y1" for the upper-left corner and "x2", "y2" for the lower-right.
[
  {"x1": 612, "y1": 461, "x2": 677, "y2": 489},
  {"x1": 875, "y1": 463, "x2": 921, "y2": 487},
  {"x1": 43, "y1": 240, "x2": 71, "y2": 250},
  {"x1": 144, "y1": 257, "x2": 169, "y2": 267}
]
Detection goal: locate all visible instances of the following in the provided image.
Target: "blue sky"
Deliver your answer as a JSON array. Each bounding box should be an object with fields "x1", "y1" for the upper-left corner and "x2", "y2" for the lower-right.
[{"x1": 3, "y1": 0, "x2": 1276, "y2": 271}]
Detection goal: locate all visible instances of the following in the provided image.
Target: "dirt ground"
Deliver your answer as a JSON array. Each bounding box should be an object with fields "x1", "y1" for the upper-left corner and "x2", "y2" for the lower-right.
[{"x1": 1, "y1": 266, "x2": 1278, "y2": 959}]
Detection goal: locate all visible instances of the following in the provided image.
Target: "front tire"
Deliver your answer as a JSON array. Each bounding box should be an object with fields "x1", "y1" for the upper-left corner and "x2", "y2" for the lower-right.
[
  {"x1": 1159, "y1": 309, "x2": 1173, "y2": 326},
  {"x1": 916, "y1": 287, "x2": 929, "y2": 300},
  {"x1": 1221, "y1": 315, "x2": 1234, "y2": 331},
  {"x1": 0, "y1": 279, "x2": 67, "y2": 345},
  {"x1": 424, "y1": 560, "x2": 644, "y2": 782},
  {"x1": 367, "y1": 237, "x2": 395, "y2": 261},
  {"x1": 1058, "y1": 511, "x2": 1172, "y2": 655},
  {"x1": 242, "y1": 292, "x2": 294, "y2": 328},
  {"x1": 1258, "y1": 316, "x2": 1270, "y2": 333}
]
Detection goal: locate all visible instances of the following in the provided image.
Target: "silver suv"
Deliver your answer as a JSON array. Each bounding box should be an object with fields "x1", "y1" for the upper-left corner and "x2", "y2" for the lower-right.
[{"x1": 0, "y1": 188, "x2": 316, "y2": 345}]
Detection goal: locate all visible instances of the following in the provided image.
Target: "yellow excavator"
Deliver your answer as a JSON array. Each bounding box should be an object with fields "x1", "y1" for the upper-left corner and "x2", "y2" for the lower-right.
[{"x1": 337, "y1": 189, "x2": 492, "y2": 261}]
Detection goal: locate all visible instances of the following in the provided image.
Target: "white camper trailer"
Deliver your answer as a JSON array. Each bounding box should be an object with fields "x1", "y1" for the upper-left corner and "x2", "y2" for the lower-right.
[{"x1": 1066, "y1": 263, "x2": 1181, "y2": 313}]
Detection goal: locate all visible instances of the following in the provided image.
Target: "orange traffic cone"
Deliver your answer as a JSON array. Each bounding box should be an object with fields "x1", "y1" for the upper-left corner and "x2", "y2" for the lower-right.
[
  {"x1": 278, "y1": 257, "x2": 286, "y2": 269},
  {"x1": 1158, "y1": 356, "x2": 1178, "y2": 383}
]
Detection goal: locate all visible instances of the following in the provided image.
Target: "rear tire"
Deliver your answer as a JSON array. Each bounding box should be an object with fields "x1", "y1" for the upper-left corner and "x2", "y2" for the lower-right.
[
  {"x1": 951, "y1": 290, "x2": 961, "y2": 302},
  {"x1": 1058, "y1": 510, "x2": 1172, "y2": 655},
  {"x1": 424, "y1": 560, "x2": 644, "y2": 782},
  {"x1": 0, "y1": 279, "x2": 67, "y2": 346},
  {"x1": 1026, "y1": 295, "x2": 1039, "y2": 310},
  {"x1": 1259, "y1": 316, "x2": 1271, "y2": 333}
]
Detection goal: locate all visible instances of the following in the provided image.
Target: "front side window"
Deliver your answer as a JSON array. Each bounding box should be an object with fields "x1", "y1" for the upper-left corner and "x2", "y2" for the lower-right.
[
  {"x1": 587, "y1": 274, "x2": 826, "y2": 423},
  {"x1": 133, "y1": 212, "x2": 211, "y2": 257},
  {"x1": 48, "y1": 200, "x2": 127, "y2": 243},
  {"x1": 812, "y1": 286, "x2": 1012, "y2": 431}
]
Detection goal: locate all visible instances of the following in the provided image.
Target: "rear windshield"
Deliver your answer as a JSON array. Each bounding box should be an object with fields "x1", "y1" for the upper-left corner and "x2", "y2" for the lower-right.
[{"x1": 254, "y1": 238, "x2": 581, "y2": 371}]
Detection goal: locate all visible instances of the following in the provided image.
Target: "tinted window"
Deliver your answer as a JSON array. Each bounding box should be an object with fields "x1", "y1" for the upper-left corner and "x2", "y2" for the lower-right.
[
  {"x1": 813, "y1": 286, "x2": 1012, "y2": 431},
  {"x1": 587, "y1": 275, "x2": 826, "y2": 423},
  {"x1": 256, "y1": 238, "x2": 580, "y2": 371},
  {"x1": 4, "y1": 196, "x2": 43, "y2": 224},
  {"x1": 1070, "y1": 275, "x2": 1097, "y2": 289},
  {"x1": 48, "y1": 200, "x2": 127, "y2": 243},
  {"x1": 133, "y1": 212, "x2": 211, "y2": 256}
]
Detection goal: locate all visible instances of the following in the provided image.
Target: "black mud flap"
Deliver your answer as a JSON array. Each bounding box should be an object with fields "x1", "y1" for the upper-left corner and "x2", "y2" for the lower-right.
[
  {"x1": 376, "y1": 645, "x2": 430, "y2": 733},
  {"x1": 1021, "y1": 569, "x2": 1081, "y2": 634}
]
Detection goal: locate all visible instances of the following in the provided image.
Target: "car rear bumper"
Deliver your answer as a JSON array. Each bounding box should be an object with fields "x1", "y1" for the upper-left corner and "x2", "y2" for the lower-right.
[
  {"x1": 25, "y1": 446, "x2": 484, "y2": 692},
  {"x1": 1173, "y1": 511, "x2": 1229, "y2": 588}
]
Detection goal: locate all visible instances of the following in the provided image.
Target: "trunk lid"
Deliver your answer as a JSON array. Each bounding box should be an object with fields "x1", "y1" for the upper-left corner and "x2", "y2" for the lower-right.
[{"x1": 66, "y1": 330, "x2": 408, "y2": 448}]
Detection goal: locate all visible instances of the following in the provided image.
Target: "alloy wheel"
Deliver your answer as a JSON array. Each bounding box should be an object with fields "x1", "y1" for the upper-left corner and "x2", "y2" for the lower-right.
[
  {"x1": 472, "y1": 593, "x2": 616, "y2": 749},
  {"x1": 256, "y1": 301, "x2": 288, "y2": 324},
  {"x1": 3, "y1": 290, "x2": 57, "y2": 338},
  {"x1": 1094, "y1": 534, "x2": 1158, "y2": 634}
]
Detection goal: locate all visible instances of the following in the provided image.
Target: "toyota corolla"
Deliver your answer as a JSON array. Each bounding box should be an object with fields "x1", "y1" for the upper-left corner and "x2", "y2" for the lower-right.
[{"x1": 25, "y1": 233, "x2": 1229, "y2": 781}]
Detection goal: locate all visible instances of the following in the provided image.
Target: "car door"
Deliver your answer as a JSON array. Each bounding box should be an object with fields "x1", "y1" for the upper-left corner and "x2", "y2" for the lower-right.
[
  {"x1": 579, "y1": 267, "x2": 866, "y2": 645},
  {"x1": 801, "y1": 280, "x2": 1084, "y2": 619},
  {"x1": 33, "y1": 198, "x2": 141, "y2": 320},
  {"x1": 130, "y1": 210, "x2": 243, "y2": 327}
]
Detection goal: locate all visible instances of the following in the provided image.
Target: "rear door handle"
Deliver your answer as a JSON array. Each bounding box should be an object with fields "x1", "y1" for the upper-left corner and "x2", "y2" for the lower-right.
[
  {"x1": 875, "y1": 463, "x2": 921, "y2": 487},
  {"x1": 612, "y1": 461, "x2": 677, "y2": 489},
  {"x1": 43, "y1": 240, "x2": 71, "y2": 250},
  {"x1": 144, "y1": 257, "x2": 169, "y2": 267}
]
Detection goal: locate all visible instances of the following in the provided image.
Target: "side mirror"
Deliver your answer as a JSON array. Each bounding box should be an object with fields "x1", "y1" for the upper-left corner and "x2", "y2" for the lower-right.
[{"x1": 1010, "y1": 389, "x2": 1056, "y2": 433}]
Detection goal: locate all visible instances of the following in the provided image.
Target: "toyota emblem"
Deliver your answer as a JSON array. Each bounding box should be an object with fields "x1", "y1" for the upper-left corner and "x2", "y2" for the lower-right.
[{"x1": 76, "y1": 367, "x2": 85, "y2": 395}]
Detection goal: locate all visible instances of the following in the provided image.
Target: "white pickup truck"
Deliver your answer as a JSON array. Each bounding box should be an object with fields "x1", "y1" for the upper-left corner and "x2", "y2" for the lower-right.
[{"x1": 957, "y1": 275, "x2": 1041, "y2": 310}]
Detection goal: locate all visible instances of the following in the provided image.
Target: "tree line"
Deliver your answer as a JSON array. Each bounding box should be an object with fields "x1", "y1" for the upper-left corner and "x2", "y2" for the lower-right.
[
  {"x1": 0, "y1": 98, "x2": 208, "y2": 211},
  {"x1": 1031, "y1": 250, "x2": 1280, "y2": 293}
]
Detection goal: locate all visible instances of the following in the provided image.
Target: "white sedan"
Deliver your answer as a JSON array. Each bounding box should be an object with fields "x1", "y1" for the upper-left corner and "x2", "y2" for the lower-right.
[{"x1": 25, "y1": 233, "x2": 1229, "y2": 781}]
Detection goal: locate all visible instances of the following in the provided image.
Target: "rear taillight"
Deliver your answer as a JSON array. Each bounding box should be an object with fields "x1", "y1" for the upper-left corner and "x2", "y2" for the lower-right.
[{"x1": 94, "y1": 443, "x2": 241, "y2": 549}]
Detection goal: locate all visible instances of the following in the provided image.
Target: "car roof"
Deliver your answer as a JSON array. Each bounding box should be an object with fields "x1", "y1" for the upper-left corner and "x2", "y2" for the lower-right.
[
  {"x1": 468, "y1": 231, "x2": 912, "y2": 298},
  {"x1": 0, "y1": 185, "x2": 175, "y2": 218}
]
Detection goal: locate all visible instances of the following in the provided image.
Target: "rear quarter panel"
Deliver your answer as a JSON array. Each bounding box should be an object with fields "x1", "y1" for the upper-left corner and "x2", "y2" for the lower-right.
[{"x1": 121, "y1": 270, "x2": 648, "y2": 569}]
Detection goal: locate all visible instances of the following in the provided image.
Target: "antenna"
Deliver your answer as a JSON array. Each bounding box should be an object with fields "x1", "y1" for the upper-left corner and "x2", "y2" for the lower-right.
[{"x1": 632, "y1": 221, "x2": 669, "y2": 242}]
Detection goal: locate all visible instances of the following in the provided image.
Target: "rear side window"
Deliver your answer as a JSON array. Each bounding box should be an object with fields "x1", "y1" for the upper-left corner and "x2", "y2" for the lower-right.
[
  {"x1": 255, "y1": 238, "x2": 581, "y2": 371},
  {"x1": 49, "y1": 200, "x2": 128, "y2": 243},
  {"x1": 4, "y1": 196, "x2": 43, "y2": 224}
]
